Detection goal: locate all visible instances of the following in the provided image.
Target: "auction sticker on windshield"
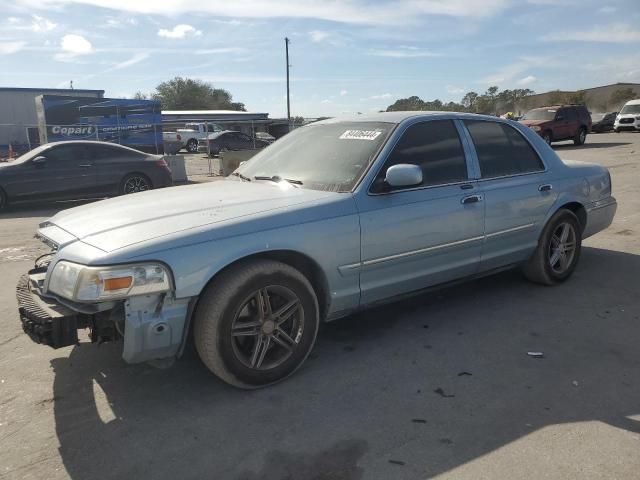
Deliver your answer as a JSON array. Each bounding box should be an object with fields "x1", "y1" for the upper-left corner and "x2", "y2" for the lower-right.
[{"x1": 339, "y1": 130, "x2": 383, "y2": 141}]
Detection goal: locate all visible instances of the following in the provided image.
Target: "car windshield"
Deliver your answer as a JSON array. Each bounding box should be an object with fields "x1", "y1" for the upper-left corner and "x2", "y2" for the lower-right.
[
  {"x1": 235, "y1": 122, "x2": 393, "y2": 192},
  {"x1": 591, "y1": 113, "x2": 605, "y2": 121},
  {"x1": 521, "y1": 109, "x2": 557, "y2": 121},
  {"x1": 7, "y1": 144, "x2": 48, "y2": 164},
  {"x1": 620, "y1": 104, "x2": 640, "y2": 114}
]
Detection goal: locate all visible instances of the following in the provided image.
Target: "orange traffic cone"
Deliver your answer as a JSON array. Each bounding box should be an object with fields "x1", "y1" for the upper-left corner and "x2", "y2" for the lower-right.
[{"x1": 7, "y1": 143, "x2": 14, "y2": 159}]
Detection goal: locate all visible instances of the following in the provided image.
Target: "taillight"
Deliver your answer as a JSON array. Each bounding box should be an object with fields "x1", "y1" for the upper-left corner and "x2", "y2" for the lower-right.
[
  {"x1": 156, "y1": 159, "x2": 170, "y2": 170},
  {"x1": 176, "y1": 134, "x2": 181, "y2": 141}
]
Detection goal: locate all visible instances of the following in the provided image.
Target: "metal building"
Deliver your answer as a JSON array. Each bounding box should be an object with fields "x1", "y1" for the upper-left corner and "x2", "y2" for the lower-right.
[{"x1": 0, "y1": 87, "x2": 104, "y2": 153}]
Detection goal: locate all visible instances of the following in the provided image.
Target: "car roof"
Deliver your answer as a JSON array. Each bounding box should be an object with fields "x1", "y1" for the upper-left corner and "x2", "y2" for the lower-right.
[
  {"x1": 624, "y1": 99, "x2": 640, "y2": 105},
  {"x1": 312, "y1": 111, "x2": 508, "y2": 125},
  {"x1": 42, "y1": 140, "x2": 147, "y2": 154},
  {"x1": 209, "y1": 130, "x2": 239, "y2": 138}
]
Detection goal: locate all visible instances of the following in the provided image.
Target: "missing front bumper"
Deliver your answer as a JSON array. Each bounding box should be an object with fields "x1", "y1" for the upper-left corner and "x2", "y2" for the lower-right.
[{"x1": 16, "y1": 273, "x2": 82, "y2": 348}]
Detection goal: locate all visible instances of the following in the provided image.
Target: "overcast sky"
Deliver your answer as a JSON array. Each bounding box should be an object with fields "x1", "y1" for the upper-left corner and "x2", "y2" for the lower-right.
[{"x1": 1, "y1": 0, "x2": 639, "y2": 117}]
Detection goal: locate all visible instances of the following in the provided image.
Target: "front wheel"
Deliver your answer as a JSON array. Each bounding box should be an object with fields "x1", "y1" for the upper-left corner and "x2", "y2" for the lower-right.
[
  {"x1": 186, "y1": 138, "x2": 198, "y2": 153},
  {"x1": 542, "y1": 131, "x2": 552, "y2": 145},
  {"x1": 194, "y1": 259, "x2": 319, "y2": 389},
  {"x1": 573, "y1": 127, "x2": 587, "y2": 145},
  {"x1": 120, "y1": 173, "x2": 152, "y2": 195},
  {"x1": 523, "y1": 209, "x2": 582, "y2": 285}
]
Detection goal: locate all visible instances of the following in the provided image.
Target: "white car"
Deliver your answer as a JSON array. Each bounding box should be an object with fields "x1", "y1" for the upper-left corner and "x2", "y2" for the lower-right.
[
  {"x1": 162, "y1": 123, "x2": 223, "y2": 152},
  {"x1": 614, "y1": 99, "x2": 640, "y2": 132}
]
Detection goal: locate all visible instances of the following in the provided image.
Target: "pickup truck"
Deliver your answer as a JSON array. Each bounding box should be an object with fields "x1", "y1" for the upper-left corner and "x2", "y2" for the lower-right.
[{"x1": 162, "y1": 123, "x2": 222, "y2": 153}]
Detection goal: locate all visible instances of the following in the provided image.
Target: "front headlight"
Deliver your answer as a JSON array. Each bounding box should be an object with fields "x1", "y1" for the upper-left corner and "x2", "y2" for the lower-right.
[
  {"x1": 48, "y1": 261, "x2": 172, "y2": 302},
  {"x1": 530, "y1": 125, "x2": 541, "y2": 132}
]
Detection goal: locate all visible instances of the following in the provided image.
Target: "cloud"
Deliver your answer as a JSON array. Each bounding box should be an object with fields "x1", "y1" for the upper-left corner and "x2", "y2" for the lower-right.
[
  {"x1": 13, "y1": 0, "x2": 513, "y2": 26},
  {"x1": 0, "y1": 41, "x2": 27, "y2": 54},
  {"x1": 31, "y1": 15, "x2": 56, "y2": 32},
  {"x1": 543, "y1": 23, "x2": 640, "y2": 43},
  {"x1": 517, "y1": 75, "x2": 537, "y2": 86},
  {"x1": 482, "y1": 56, "x2": 548, "y2": 84},
  {"x1": 158, "y1": 24, "x2": 202, "y2": 39},
  {"x1": 7, "y1": 17, "x2": 21, "y2": 24},
  {"x1": 340, "y1": 89, "x2": 348, "y2": 96},
  {"x1": 598, "y1": 6, "x2": 616, "y2": 14},
  {"x1": 194, "y1": 47, "x2": 247, "y2": 55},
  {"x1": 446, "y1": 85, "x2": 465, "y2": 95},
  {"x1": 309, "y1": 30, "x2": 330, "y2": 42},
  {"x1": 111, "y1": 52, "x2": 148, "y2": 70},
  {"x1": 368, "y1": 46, "x2": 441, "y2": 58},
  {"x1": 369, "y1": 93, "x2": 394, "y2": 99},
  {"x1": 54, "y1": 34, "x2": 93, "y2": 61},
  {"x1": 103, "y1": 17, "x2": 138, "y2": 28}
]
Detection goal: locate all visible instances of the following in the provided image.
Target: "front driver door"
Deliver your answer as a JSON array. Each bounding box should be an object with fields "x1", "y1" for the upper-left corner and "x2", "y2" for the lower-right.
[
  {"x1": 354, "y1": 119, "x2": 485, "y2": 305},
  {"x1": 8, "y1": 143, "x2": 96, "y2": 202}
]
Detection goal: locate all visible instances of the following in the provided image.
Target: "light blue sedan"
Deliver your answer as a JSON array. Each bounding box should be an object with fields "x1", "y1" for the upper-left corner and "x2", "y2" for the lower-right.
[{"x1": 17, "y1": 112, "x2": 617, "y2": 388}]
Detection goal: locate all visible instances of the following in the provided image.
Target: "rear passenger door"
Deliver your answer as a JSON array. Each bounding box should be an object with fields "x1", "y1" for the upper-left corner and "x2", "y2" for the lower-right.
[
  {"x1": 462, "y1": 120, "x2": 558, "y2": 270},
  {"x1": 87, "y1": 143, "x2": 147, "y2": 195},
  {"x1": 554, "y1": 107, "x2": 571, "y2": 140},
  {"x1": 355, "y1": 119, "x2": 484, "y2": 304}
]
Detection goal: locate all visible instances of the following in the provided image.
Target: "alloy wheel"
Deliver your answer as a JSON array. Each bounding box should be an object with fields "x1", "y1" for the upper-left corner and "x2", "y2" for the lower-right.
[
  {"x1": 230, "y1": 286, "x2": 304, "y2": 370},
  {"x1": 548, "y1": 222, "x2": 577, "y2": 274},
  {"x1": 124, "y1": 176, "x2": 150, "y2": 194}
]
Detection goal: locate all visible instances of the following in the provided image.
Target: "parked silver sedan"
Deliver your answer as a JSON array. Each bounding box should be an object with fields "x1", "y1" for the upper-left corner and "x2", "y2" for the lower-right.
[{"x1": 17, "y1": 112, "x2": 616, "y2": 388}]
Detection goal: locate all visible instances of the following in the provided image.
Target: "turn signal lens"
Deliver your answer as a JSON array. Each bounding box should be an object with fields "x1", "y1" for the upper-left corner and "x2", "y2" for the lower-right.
[{"x1": 104, "y1": 276, "x2": 133, "y2": 291}]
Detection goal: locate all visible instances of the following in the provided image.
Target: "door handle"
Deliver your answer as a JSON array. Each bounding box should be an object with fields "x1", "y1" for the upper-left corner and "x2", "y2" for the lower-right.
[
  {"x1": 78, "y1": 164, "x2": 93, "y2": 168},
  {"x1": 538, "y1": 184, "x2": 553, "y2": 192},
  {"x1": 461, "y1": 194, "x2": 483, "y2": 204}
]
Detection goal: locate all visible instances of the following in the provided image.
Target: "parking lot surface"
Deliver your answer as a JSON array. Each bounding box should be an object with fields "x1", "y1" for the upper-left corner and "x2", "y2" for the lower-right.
[{"x1": 1, "y1": 132, "x2": 639, "y2": 480}]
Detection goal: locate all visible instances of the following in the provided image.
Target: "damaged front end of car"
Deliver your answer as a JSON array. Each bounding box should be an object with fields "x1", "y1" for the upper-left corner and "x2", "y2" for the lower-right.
[{"x1": 16, "y1": 231, "x2": 194, "y2": 365}]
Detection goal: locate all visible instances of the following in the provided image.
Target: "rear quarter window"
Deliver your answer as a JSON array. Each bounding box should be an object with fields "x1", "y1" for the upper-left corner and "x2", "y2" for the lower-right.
[{"x1": 465, "y1": 121, "x2": 545, "y2": 178}]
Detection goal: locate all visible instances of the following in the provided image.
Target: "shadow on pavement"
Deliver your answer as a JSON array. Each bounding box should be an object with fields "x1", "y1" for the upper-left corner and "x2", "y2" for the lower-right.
[{"x1": 50, "y1": 247, "x2": 640, "y2": 479}]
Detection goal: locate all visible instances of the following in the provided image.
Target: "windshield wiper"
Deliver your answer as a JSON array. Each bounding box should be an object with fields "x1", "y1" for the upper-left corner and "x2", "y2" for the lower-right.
[
  {"x1": 231, "y1": 172, "x2": 251, "y2": 181},
  {"x1": 254, "y1": 175, "x2": 303, "y2": 186}
]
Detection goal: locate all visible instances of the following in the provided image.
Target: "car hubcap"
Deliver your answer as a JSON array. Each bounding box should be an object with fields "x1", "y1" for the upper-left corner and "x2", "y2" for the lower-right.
[
  {"x1": 548, "y1": 222, "x2": 576, "y2": 274},
  {"x1": 580, "y1": 130, "x2": 586, "y2": 143},
  {"x1": 230, "y1": 286, "x2": 304, "y2": 370},
  {"x1": 188, "y1": 141, "x2": 197, "y2": 152},
  {"x1": 124, "y1": 177, "x2": 149, "y2": 194}
]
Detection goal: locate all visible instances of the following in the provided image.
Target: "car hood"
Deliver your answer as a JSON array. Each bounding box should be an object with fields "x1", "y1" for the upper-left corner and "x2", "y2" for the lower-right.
[
  {"x1": 41, "y1": 180, "x2": 338, "y2": 253},
  {"x1": 519, "y1": 119, "x2": 551, "y2": 127}
]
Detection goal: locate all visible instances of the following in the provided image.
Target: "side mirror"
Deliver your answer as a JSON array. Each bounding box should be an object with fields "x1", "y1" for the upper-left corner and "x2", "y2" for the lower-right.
[
  {"x1": 32, "y1": 156, "x2": 47, "y2": 165},
  {"x1": 385, "y1": 164, "x2": 423, "y2": 188},
  {"x1": 556, "y1": 115, "x2": 564, "y2": 121}
]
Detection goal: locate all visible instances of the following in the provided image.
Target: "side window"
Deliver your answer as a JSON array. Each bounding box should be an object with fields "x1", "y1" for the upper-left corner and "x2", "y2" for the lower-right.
[
  {"x1": 555, "y1": 108, "x2": 567, "y2": 121},
  {"x1": 88, "y1": 145, "x2": 124, "y2": 160},
  {"x1": 465, "y1": 121, "x2": 544, "y2": 178},
  {"x1": 566, "y1": 108, "x2": 577, "y2": 121},
  {"x1": 44, "y1": 145, "x2": 87, "y2": 163},
  {"x1": 372, "y1": 120, "x2": 468, "y2": 192}
]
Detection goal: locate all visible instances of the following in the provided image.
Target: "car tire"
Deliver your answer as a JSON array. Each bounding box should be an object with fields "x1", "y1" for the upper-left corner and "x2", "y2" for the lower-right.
[
  {"x1": 542, "y1": 131, "x2": 552, "y2": 145},
  {"x1": 523, "y1": 209, "x2": 582, "y2": 286},
  {"x1": 120, "y1": 173, "x2": 153, "y2": 195},
  {"x1": 614, "y1": 128, "x2": 620, "y2": 133},
  {"x1": 186, "y1": 139, "x2": 198, "y2": 153},
  {"x1": 194, "y1": 259, "x2": 320, "y2": 389},
  {"x1": 573, "y1": 127, "x2": 587, "y2": 145}
]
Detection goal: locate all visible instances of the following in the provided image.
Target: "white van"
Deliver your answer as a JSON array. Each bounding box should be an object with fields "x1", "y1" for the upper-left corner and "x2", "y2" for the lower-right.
[{"x1": 614, "y1": 99, "x2": 640, "y2": 132}]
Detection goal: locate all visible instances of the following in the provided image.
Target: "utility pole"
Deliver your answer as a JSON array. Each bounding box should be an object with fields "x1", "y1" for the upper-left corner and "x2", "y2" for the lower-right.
[{"x1": 285, "y1": 37, "x2": 291, "y2": 130}]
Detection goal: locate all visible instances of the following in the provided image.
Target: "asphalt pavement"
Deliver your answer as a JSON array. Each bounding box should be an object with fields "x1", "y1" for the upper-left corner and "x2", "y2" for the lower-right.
[{"x1": 0, "y1": 132, "x2": 639, "y2": 480}]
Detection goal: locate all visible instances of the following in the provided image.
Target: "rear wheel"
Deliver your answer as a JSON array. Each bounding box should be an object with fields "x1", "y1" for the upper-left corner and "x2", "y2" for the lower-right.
[
  {"x1": 186, "y1": 139, "x2": 198, "y2": 153},
  {"x1": 573, "y1": 127, "x2": 587, "y2": 145},
  {"x1": 523, "y1": 209, "x2": 582, "y2": 285},
  {"x1": 194, "y1": 259, "x2": 319, "y2": 389},
  {"x1": 120, "y1": 173, "x2": 152, "y2": 195}
]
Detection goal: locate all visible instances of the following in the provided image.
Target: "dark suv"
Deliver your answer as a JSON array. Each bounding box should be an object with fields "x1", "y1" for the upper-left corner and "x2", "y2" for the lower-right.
[{"x1": 519, "y1": 105, "x2": 591, "y2": 146}]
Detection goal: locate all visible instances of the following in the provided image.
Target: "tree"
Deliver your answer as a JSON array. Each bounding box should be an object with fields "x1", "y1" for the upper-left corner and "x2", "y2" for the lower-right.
[
  {"x1": 461, "y1": 91, "x2": 479, "y2": 111},
  {"x1": 566, "y1": 90, "x2": 588, "y2": 105},
  {"x1": 547, "y1": 90, "x2": 568, "y2": 105},
  {"x1": 152, "y1": 77, "x2": 246, "y2": 111},
  {"x1": 133, "y1": 91, "x2": 148, "y2": 100},
  {"x1": 609, "y1": 88, "x2": 636, "y2": 108}
]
